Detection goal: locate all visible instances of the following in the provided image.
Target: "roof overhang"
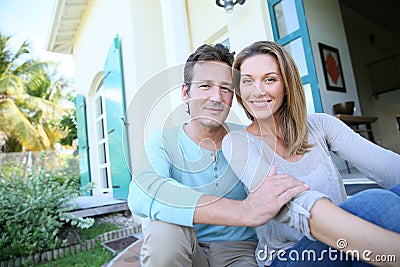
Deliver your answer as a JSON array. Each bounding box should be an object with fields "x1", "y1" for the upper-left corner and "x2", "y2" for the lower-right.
[{"x1": 46, "y1": 0, "x2": 88, "y2": 54}]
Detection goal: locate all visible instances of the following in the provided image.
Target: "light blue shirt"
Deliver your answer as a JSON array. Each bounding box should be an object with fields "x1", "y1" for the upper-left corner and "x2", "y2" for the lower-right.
[{"x1": 128, "y1": 123, "x2": 257, "y2": 242}]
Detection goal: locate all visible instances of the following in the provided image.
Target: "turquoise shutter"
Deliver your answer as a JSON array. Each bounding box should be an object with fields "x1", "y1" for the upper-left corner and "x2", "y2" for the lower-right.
[
  {"x1": 103, "y1": 35, "x2": 131, "y2": 200},
  {"x1": 74, "y1": 94, "x2": 92, "y2": 196}
]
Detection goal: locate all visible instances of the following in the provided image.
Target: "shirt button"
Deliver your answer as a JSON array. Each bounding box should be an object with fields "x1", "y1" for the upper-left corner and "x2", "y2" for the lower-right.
[
  {"x1": 214, "y1": 167, "x2": 217, "y2": 171},
  {"x1": 215, "y1": 175, "x2": 218, "y2": 179},
  {"x1": 216, "y1": 182, "x2": 219, "y2": 186}
]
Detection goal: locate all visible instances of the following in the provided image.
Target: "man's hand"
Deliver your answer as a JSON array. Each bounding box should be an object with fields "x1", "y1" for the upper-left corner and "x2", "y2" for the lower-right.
[
  {"x1": 194, "y1": 166, "x2": 308, "y2": 227},
  {"x1": 240, "y1": 166, "x2": 309, "y2": 227}
]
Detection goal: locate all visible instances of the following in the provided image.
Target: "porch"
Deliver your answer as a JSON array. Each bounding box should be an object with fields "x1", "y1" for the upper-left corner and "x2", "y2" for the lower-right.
[
  {"x1": 341, "y1": 167, "x2": 383, "y2": 196},
  {"x1": 69, "y1": 196, "x2": 129, "y2": 218}
]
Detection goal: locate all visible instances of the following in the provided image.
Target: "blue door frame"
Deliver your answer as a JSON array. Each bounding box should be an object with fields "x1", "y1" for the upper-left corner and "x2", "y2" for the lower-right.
[{"x1": 268, "y1": 0, "x2": 323, "y2": 112}]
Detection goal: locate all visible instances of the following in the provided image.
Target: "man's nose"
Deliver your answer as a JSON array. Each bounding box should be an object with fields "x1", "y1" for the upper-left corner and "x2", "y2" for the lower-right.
[{"x1": 210, "y1": 85, "x2": 223, "y2": 102}]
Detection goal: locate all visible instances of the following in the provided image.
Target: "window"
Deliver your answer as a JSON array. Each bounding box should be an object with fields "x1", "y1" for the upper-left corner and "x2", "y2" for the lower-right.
[{"x1": 94, "y1": 84, "x2": 112, "y2": 193}]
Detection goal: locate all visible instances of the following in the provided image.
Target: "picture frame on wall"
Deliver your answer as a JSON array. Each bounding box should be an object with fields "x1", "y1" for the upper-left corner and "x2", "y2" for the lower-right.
[{"x1": 318, "y1": 43, "x2": 346, "y2": 92}]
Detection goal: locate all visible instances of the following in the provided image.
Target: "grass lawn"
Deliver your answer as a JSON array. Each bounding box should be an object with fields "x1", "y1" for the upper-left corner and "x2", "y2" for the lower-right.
[
  {"x1": 37, "y1": 243, "x2": 114, "y2": 267},
  {"x1": 36, "y1": 222, "x2": 119, "y2": 267}
]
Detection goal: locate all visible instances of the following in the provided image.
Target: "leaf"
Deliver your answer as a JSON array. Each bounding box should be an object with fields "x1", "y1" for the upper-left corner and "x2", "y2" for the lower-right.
[{"x1": 0, "y1": 98, "x2": 45, "y2": 150}]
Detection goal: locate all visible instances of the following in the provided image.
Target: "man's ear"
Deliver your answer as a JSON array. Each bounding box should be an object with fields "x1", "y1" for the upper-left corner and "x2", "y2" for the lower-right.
[{"x1": 182, "y1": 84, "x2": 190, "y2": 103}]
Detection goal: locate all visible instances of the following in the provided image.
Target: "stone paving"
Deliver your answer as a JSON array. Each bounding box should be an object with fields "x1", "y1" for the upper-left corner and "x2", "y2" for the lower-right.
[{"x1": 96, "y1": 211, "x2": 136, "y2": 229}]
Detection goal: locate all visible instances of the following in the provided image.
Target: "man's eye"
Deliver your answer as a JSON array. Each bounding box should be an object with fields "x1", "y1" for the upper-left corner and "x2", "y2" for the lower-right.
[{"x1": 199, "y1": 84, "x2": 210, "y2": 89}]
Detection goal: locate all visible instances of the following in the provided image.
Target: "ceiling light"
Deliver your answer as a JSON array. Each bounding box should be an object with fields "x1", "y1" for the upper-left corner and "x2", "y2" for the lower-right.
[{"x1": 216, "y1": 0, "x2": 246, "y2": 13}]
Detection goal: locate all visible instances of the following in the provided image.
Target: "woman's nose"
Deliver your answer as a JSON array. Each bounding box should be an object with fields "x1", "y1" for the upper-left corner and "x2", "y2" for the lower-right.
[{"x1": 254, "y1": 81, "x2": 267, "y2": 96}]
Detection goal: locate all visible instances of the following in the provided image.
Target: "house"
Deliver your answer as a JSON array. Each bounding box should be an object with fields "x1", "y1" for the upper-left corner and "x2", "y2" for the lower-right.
[{"x1": 46, "y1": 0, "x2": 400, "y2": 201}]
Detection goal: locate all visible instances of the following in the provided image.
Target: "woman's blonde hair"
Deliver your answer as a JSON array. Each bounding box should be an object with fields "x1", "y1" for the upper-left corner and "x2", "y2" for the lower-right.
[{"x1": 233, "y1": 41, "x2": 311, "y2": 156}]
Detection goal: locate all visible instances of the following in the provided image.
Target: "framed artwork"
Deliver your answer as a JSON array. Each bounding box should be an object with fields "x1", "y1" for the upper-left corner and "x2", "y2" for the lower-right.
[{"x1": 318, "y1": 43, "x2": 346, "y2": 92}]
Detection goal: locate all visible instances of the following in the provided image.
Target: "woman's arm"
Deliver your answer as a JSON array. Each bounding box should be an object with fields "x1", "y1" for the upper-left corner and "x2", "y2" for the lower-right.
[
  {"x1": 319, "y1": 113, "x2": 400, "y2": 188},
  {"x1": 309, "y1": 199, "x2": 400, "y2": 267},
  {"x1": 222, "y1": 130, "x2": 400, "y2": 266}
]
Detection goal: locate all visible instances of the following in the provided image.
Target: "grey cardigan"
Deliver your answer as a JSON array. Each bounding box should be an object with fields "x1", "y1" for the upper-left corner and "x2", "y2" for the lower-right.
[{"x1": 222, "y1": 113, "x2": 400, "y2": 266}]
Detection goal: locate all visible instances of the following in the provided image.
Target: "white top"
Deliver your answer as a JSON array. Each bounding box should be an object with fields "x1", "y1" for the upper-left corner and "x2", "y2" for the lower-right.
[{"x1": 222, "y1": 113, "x2": 400, "y2": 266}]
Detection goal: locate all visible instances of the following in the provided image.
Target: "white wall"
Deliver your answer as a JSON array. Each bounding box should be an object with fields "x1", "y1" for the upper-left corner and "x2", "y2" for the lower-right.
[
  {"x1": 186, "y1": 0, "x2": 273, "y2": 53},
  {"x1": 186, "y1": 0, "x2": 227, "y2": 49},
  {"x1": 73, "y1": 0, "x2": 169, "y2": 111},
  {"x1": 304, "y1": 0, "x2": 361, "y2": 116},
  {"x1": 226, "y1": 0, "x2": 274, "y2": 53},
  {"x1": 74, "y1": 0, "x2": 133, "y2": 97},
  {"x1": 340, "y1": 4, "x2": 400, "y2": 152},
  {"x1": 72, "y1": 0, "x2": 171, "y2": 197}
]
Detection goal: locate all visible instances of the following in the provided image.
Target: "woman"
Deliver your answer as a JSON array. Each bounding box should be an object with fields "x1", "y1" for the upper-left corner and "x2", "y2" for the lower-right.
[{"x1": 221, "y1": 41, "x2": 400, "y2": 266}]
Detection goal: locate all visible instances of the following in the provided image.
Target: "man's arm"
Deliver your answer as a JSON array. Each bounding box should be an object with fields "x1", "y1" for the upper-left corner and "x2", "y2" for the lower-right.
[
  {"x1": 128, "y1": 172, "x2": 203, "y2": 226},
  {"x1": 129, "y1": 130, "x2": 307, "y2": 228},
  {"x1": 194, "y1": 166, "x2": 309, "y2": 227},
  {"x1": 128, "y1": 130, "x2": 203, "y2": 227}
]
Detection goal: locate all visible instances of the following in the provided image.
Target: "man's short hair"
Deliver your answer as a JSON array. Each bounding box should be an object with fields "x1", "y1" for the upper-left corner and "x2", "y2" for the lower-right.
[{"x1": 183, "y1": 43, "x2": 235, "y2": 89}]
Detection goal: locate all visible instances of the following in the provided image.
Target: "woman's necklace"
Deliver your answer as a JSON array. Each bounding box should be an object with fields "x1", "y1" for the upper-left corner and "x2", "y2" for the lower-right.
[
  {"x1": 249, "y1": 129, "x2": 290, "y2": 160},
  {"x1": 247, "y1": 121, "x2": 296, "y2": 160}
]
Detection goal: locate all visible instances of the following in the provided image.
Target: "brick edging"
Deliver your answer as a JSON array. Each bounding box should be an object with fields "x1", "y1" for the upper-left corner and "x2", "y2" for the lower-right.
[{"x1": 0, "y1": 224, "x2": 142, "y2": 267}]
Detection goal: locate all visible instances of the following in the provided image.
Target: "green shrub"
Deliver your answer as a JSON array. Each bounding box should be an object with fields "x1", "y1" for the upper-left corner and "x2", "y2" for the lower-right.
[{"x1": 0, "y1": 169, "x2": 94, "y2": 260}]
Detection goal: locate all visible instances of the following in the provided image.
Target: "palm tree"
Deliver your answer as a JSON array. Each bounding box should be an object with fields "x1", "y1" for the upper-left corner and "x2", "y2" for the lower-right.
[{"x1": 0, "y1": 33, "x2": 69, "y2": 152}]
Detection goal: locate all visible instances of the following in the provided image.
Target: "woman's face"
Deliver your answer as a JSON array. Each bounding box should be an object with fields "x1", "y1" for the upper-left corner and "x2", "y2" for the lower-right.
[{"x1": 239, "y1": 54, "x2": 285, "y2": 121}]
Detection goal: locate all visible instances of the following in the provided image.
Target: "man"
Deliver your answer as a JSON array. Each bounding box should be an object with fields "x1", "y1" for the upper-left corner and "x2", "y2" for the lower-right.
[{"x1": 128, "y1": 43, "x2": 307, "y2": 266}]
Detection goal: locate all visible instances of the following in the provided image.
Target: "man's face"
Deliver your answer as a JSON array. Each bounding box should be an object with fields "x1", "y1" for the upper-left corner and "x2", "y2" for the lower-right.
[{"x1": 182, "y1": 61, "x2": 233, "y2": 128}]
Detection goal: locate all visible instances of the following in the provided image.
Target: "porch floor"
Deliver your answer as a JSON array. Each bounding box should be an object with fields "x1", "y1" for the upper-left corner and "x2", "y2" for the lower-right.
[
  {"x1": 68, "y1": 196, "x2": 129, "y2": 218},
  {"x1": 340, "y1": 167, "x2": 383, "y2": 195}
]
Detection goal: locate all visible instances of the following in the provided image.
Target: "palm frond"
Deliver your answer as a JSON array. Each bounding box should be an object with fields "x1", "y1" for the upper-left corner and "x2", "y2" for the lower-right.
[
  {"x1": 0, "y1": 76, "x2": 13, "y2": 94},
  {"x1": 12, "y1": 40, "x2": 30, "y2": 60},
  {"x1": 42, "y1": 122, "x2": 68, "y2": 148},
  {"x1": 14, "y1": 60, "x2": 49, "y2": 77},
  {"x1": 0, "y1": 33, "x2": 72, "y2": 152},
  {"x1": 35, "y1": 124, "x2": 51, "y2": 149},
  {"x1": 0, "y1": 98, "x2": 46, "y2": 151},
  {"x1": 20, "y1": 94, "x2": 67, "y2": 119}
]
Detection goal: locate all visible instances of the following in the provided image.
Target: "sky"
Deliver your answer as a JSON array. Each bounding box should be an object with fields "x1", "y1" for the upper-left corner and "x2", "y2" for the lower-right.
[{"x1": 0, "y1": 0, "x2": 75, "y2": 79}]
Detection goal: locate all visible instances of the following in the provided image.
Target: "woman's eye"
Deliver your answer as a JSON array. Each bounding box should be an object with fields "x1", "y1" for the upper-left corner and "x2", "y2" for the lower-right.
[
  {"x1": 241, "y1": 79, "x2": 253, "y2": 85},
  {"x1": 221, "y1": 87, "x2": 233, "y2": 93},
  {"x1": 265, "y1": 77, "x2": 276, "y2": 83}
]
